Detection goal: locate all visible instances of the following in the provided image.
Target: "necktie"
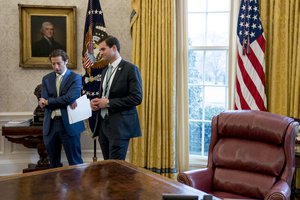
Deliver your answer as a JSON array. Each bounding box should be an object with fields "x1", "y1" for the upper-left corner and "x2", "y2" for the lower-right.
[
  {"x1": 103, "y1": 65, "x2": 113, "y2": 97},
  {"x1": 56, "y1": 74, "x2": 63, "y2": 96},
  {"x1": 51, "y1": 74, "x2": 63, "y2": 119},
  {"x1": 101, "y1": 65, "x2": 113, "y2": 119}
]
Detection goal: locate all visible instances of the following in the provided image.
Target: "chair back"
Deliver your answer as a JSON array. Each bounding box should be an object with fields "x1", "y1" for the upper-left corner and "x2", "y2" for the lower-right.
[{"x1": 208, "y1": 110, "x2": 298, "y2": 198}]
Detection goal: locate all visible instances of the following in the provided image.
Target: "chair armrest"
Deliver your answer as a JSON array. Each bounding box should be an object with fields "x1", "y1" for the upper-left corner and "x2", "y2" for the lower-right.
[
  {"x1": 177, "y1": 168, "x2": 213, "y2": 193},
  {"x1": 265, "y1": 180, "x2": 290, "y2": 200}
]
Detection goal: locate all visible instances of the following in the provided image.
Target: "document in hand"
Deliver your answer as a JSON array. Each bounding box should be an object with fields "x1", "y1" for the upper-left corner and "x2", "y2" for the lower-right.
[{"x1": 67, "y1": 94, "x2": 92, "y2": 124}]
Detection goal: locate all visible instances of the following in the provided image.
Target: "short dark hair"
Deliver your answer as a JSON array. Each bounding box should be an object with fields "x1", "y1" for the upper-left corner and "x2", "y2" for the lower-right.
[
  {"x1": 99, "y1": 35, "x2": 121, "y2": 53},
  {"x1": 49, "y1": 49, "x2": 69, "y2": 61}
]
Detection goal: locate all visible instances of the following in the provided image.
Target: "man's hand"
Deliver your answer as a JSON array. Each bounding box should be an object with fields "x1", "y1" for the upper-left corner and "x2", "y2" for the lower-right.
[
  {"x1": 70, "y1": 101, "x2": 77, "y2": 110},
  {"x1": 90, "y1": 98, "x2": 109, "y2": 111},
  {"x1": 38, "y1": 98, "x2": 48, "y2": 109}
]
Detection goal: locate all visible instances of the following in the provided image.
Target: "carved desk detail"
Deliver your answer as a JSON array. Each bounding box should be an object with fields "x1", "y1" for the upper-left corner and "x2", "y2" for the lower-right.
[{"x1": 2, "y1": 125, "x2": 49, "y2": 172}]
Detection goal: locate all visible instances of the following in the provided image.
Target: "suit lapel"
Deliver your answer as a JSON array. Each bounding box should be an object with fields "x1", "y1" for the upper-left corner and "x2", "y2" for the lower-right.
[
  {"x1": 50, "y1": 72, "x2": 57, "y2": 96},
  {"x1": 110, "y1": 60, "x2": 124, "y2": 90}
]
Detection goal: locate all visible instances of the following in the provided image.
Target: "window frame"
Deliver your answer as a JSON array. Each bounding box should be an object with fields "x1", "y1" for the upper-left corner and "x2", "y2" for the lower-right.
[{"x1": 186, "y1": 0, "x2": 239, "y2": 168}]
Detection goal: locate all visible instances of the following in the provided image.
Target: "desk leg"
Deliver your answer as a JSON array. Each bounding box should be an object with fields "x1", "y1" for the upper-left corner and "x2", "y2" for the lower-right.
[
  {"x1": 37, "y1": 140, "x2": 49, "y2": 167},
  {"x1": 23, "y1": 137, "x2": 50, "y2": 173},
  {"x1": 4, "y1": 136, "x2": 50, "y2": 172}
]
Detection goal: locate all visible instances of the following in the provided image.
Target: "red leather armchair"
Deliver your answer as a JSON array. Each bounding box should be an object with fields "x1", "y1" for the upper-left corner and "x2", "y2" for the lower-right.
[{"x1": 178, "y1": 110, "x2": 299, "y2": 200}]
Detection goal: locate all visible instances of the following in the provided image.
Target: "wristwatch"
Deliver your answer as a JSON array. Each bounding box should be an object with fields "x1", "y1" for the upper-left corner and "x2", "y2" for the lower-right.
[{"x1": 107, "y1": 99, "x2": 110, "y2": 107}]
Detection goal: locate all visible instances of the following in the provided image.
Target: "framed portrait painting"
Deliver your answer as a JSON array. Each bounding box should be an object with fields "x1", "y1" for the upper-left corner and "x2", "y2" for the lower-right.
[{"x1": 19, "y1": 4, "x2": 77, "y2": 68}]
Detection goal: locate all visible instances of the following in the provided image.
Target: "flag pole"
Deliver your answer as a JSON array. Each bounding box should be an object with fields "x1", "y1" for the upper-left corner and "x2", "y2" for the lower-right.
[{"x1": 93, "y1": 137, "x2": 97, "y2": 162}]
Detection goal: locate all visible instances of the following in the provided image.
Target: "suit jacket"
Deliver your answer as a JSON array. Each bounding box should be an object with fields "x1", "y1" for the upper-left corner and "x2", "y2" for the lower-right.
[
  {"x1": 93, "y1": 59, "x2": 143, "y2": 139},
  {"x1": 41, "y1": 69, "x2": 85, "y2": 137},
  {"x1": 32, "y1": 37, "x2": 65, "y2": 57}
]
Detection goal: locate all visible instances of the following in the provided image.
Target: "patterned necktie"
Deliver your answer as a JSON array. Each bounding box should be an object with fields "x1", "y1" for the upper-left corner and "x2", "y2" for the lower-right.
[
  {"x1": 103, "y1": 65, "x2": 113, "y2": 97},
  {"x1": 101, "y1": 65, "x2": 113, "y2": 119}
]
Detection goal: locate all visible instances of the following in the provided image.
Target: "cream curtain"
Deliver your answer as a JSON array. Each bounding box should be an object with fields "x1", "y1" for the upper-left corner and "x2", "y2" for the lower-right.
[
  {"x1": 130, "y1": 0, "x2": 176, "y2": 178},
  {"x1": 229, "y1": 1, "x2": 240, "y2": 109},
  {"x1": 175, "y1": 0, "x2": 189, "y2": 172},
  {"x1": 260, "y1": 0, "x2": 300, "y2": 117}
]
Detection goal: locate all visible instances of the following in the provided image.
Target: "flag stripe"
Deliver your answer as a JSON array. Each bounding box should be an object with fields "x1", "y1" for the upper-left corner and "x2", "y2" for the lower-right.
[
  {"x1": 237, "y1": 40, "x2": 267, "y2": 109},
  {"x1": 237, "y1": 52, "x2": 265, "y2": 110},
  {"x1": 247, "y1": 44, "x2": 267, "y2": 107},
  {"x1": 236, "y1": 56, "x2": 258, "y2": 110},
  {"x1": 235, "y1": 71, "x2": 251, "y2": 110},
  {"x1": 251, "y1": 35, "x2": 266, "y2": 85},
  {"x1": 249, "y1": 38, "x2": 265, "y2": 80}
]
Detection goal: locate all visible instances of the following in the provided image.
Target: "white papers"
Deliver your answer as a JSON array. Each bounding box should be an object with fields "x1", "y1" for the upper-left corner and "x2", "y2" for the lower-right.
[{"x1": 67, "y1": 95, "x2": 92, "y2": 124}]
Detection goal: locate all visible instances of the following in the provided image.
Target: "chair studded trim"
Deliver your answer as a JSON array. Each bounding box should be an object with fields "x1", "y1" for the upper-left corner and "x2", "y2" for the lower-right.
[
  {"x1": 177, "y1": 173, "x2": 192, "y2": 186},
  {"x1": 265, "y1": 193, "x2": 285, "y2": 200}
]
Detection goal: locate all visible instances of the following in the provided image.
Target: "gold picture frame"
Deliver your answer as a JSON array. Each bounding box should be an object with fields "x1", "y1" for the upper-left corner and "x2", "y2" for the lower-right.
[{"x1": 19, "y1": 4, "x2": 77, "y2": 68}]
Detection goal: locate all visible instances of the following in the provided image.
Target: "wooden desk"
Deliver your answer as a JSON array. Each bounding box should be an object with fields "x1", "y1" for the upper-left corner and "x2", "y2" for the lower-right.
[
  {"x1": 2, "y1": 125, "x2": 49, "y2": 172},
  {"x1": 0, "y1": 160, "x2": 217, "y2": 200}
]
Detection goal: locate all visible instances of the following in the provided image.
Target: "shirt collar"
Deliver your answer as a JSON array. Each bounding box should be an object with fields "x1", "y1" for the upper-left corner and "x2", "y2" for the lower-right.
[
  {"x1": 56, "y1": 68, "x2": 67, "y2": 77},
  {"x1": 109, "y1": 57, "x2": 122, "y2": 70}
]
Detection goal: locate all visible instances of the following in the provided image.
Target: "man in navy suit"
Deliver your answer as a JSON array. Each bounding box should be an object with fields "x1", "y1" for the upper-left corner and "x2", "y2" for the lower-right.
[
  {"x1": 38, "y1": 49, "x2": 85, "y2": 168},
  {"x1": 90, "y1": 35, "x2": 143, "y2": 160}
]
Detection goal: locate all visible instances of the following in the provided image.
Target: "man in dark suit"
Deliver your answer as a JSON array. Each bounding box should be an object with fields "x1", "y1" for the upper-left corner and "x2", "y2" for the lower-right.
[
  {"x1": 32, "y1": 21, "x2": 65, "y2": 57},
  {"x1": 90, "y1": 35, "x2": 143, "y2": 160},
  {"x1": 38, "y1": 49, "x2": 85, "y2": 168}
]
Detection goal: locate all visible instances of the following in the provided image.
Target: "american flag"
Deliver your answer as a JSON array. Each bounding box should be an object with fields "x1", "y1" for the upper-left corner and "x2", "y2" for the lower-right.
[
  {"x1": 83, "y1": 50, "x2": 95, "y2": 68},
  {"x1": 234, "y1": 0, "x2": 267, "y2": 111}
]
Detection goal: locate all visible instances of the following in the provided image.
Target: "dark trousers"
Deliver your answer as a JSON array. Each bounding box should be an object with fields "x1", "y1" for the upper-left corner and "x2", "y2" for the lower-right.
[
  {"x1": 98, "y1": 119, "x2": 130, "y2": 160},
  {"x1": 44, "y1": 118, "x2": 83, "y2": 168}
]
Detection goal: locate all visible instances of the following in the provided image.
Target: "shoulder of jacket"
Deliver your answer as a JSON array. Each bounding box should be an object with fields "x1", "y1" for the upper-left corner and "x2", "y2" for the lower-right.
[
  {"x1": 44, "y1": 72, "x2": 55, "y2": 78},
  {"x1": 121, "y1": 59, "x2": 136, "y2": 68}
]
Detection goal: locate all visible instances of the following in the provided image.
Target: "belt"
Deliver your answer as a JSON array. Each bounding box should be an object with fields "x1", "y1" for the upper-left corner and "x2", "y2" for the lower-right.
[{"x1": 53, "y1": 116, "x2": 62, "y2": 120}]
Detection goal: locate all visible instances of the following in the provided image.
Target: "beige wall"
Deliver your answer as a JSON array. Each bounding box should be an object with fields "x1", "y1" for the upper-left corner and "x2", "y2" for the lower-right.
[
  {"x1": 0, "y1": 0, "x2": 131, "y2": 175},
  {"x1": 0, "y1": 0, "x2": 132, "y2": 112}
]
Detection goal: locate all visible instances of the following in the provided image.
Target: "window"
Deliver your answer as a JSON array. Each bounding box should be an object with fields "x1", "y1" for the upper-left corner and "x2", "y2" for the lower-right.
[{"x1": 188, "y1": 0, "x2": 231, "y2": 159}]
